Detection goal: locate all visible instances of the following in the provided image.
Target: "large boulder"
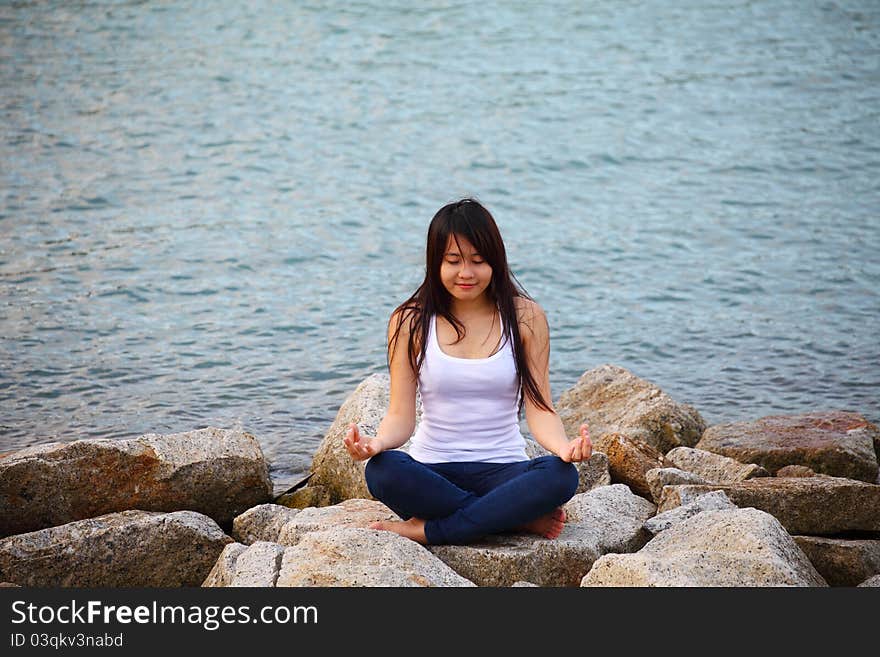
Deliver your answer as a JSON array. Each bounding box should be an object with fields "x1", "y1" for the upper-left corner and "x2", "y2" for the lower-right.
[
  {"x1": 0, "y1": 428, "x2": 272, "y2": 537},
  {"x1": 307, "y1": 374, "x2": 422, "y2": 505},
  {"x1": 232, "y1": 504, "x2": 301, "y2": 544},
  {"x1": 427, "y1": 484, "x2": 655, "y2": 587},
  {"x1": 581, "y1": 508, "x2": 827, "y2": 587},
  {"x1": 0, "y1": 510, "x2": 232, "y2": 587},
  {"x1": 696, "y1": 411, "x2": 880, "y2": 483},
  {"x1": 204, "y1": 528, "x2": 475, "y2": 587},
  {"x1": 664, "y1": 447, "x2": 769, "y2": 483},
  {"x1": 792, "y1": 536, "x2": 880, "y2": 587},
  {"x1": 657, "y1": 476, "x2": 880, "y2": 535},
  {"x1": 556, "y1": 364, "x2": 706, "y2": 453}
]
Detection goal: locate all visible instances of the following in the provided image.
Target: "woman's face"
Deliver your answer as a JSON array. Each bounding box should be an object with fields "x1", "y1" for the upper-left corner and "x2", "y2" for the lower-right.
[{"x1": 440, "y1": 233, "x2": 493, "y2": 303}]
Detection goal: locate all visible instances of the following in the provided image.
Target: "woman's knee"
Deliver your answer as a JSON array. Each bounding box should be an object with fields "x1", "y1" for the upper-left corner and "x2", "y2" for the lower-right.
[
  {"x1": 364, "y1": 450, "x2": 409, "y2": 498},
  {"x1": 535, "y1": 456, "x2": 579, "y2": 503}
]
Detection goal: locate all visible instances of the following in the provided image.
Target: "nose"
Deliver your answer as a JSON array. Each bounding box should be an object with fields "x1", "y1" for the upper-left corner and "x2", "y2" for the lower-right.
[{"x1": 458, "y1": 260, "x2": 475, "y2": 279}]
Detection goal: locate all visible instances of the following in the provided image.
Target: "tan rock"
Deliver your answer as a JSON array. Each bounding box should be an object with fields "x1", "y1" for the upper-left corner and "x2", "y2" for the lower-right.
[
  {"x1": 0, "y1": 428, "x2": 272, "y2": 537},
  {"x1": 202, "y1": 542, "x2": 285, "y2": 587},
  {"x1": 275, "y1": 528, "x2": 475, "y2": 587},
  {"x1": 593, "y1": 433, "x2": 665, "y2": 500},
  {"x1": 232, "y1": 504, "x2": 301, "y2": 544},
  {"x1": 664, "y1": 446, "x2": 768, "y2": 483},
  {"x1": 275, "y1": 485, "x2": 333, "y2": 509},
  {"x1": 0, "y1": 510, "x2": 233, "y2": 587},
  {"x1": 274, "y1": 499, "x2": 399, "y2": 545},
  {"x1": 657, "y1": 476, "x2": 880, "y2": 535},
  {"x1": 776, "y1": 465, "x2": 820, "y2": 478},
  {"x1": 307, "y1": 374, "x2": 423, "y2": 505},
  {"x1": 645, "y1": 467, "x2": 708, "y2": 504},
  {"x1": 556, "y1": 364, "x2": 706, "y2": 453},
  {"x1": 792, "y1": 536, "x2": 880, "y2": 587},
  {"x1": 697, "y1": 411, "x2": 880, "y2": 483},
  {"x1": 581, "y1": 508, "x2": 827, "y2": 587}
]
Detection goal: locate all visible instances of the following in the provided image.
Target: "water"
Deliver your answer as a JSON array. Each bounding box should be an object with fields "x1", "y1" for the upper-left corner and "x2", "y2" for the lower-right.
[{"x1": 2, "y1": 1, "x2": 878, "y2": 490}]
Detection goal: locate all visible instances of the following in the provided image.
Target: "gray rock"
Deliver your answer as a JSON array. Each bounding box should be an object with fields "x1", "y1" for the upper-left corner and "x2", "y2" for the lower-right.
[
  {"x1": 645, "y1": 467, "x2": 708, "y2": 503},
  {"x1": 657, "y1": 476, "x2": 880, "y2": 535},
  {"x1": 203, "y1": 542, "x2": 285, "y2": 587},
  {"x1": 556, "y1": 364, "x2": 706, "y2": 454},
  {"x1": 581, "y1": 508, "x2": 827, "y2": 587},
  {"x1": 511, "y1": 581, "x2": 539, "y2": 587},
  {"x1": 563, "y1": 484, "x2": 657, "y2": 553},
  {"x1": 233, "y1": 504, "x2": 301, "y2": 544},
  {"x1": 428, "y1": 527, "x2": 601, "y2": 588},
  {"x1": 697, "y1": 411, "x2": 880, "y2": 483},
  {"x1": 664, "y1": 447, "x2": 769, "y2": 483},
  {"x1": 428, "y1": 484, "x2": 655, "y2": 587},
  {"x1": 275, "y1": 499, "x2": 399, "y2": 545},
  {"x1": 858, "y1": 575, "x2": 880, "y2": 587},
  {"x1": 644, "y1": 490, "x2": 737, "y2": 535},
  {"x1": 0, "y1": 510, "x2": 233, "y2": 587},
  {"x1": 0, "y1": 428, "x2": 272, "y2": 537},
  {"x1": 792, "y1": 536, "x2": 880, "y2": 587}
]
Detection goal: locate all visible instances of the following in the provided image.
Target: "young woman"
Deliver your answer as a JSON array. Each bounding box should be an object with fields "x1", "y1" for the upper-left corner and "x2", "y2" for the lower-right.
[{"x1": 343, "y1": 198, "x2": 592, "y2": 545}]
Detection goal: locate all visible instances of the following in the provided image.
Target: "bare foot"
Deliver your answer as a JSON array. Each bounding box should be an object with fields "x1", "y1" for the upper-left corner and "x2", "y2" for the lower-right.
[
  {"x1": 370, "y1": 518, "x2": 428, "y2": 545},
  {"x1": 517, "y1": 507, "x2": 566, "y2": 539}
]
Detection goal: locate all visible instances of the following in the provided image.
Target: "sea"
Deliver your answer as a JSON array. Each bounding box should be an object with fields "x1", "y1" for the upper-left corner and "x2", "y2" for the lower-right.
[{"x1": 2, "y1": 0, "x2": 878, "y2": 490}]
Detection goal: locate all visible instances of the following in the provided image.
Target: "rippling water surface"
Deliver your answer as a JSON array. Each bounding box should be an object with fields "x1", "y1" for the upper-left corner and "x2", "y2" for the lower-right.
[{"x1": 2, "y1": 1, "x2": 878, "y2": 488}]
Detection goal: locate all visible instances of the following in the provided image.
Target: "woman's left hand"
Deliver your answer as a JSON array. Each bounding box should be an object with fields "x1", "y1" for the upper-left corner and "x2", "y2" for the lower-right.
[{"x1": 560, "y1": 423, "x2": 592, "y2": 463}]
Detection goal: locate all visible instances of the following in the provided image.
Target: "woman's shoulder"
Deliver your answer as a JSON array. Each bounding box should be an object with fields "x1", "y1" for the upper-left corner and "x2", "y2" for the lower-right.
[
  {"x1": 388, "y1": 302, "x2": 422, "y2": 335},
  {"x1": 513, "y1": 296, "x2": 547, "y2": 336}
]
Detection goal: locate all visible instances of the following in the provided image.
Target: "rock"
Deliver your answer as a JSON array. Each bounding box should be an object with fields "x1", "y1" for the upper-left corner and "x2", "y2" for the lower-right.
[
  {"x1": 233, "y1": 504, "x2": 301, "y2": 544},
  {"x1": 792, "y1": 536, "x2": 880, "y2": 587},
  {"x1": 664, "y1": 447, "x2": 769, "y2": 483},
  {"x1": 203, "y1": 542, "x2": 285, "y2": 587},
  {"x1": 428, "y1": 529, "x2": 600, "y2": 588},
  {"x1": 0, "y1": 428, "x2": 272, "y2": 537},
  {"x1": 274, "y1": 499, "x2": 399, "y2": 545},
  {"x1": 593, "y1": 433, "x2": 665, "y2": 500},
  {"x1": 556, "y1": 364, "x2": 706, "y2": 453},
  {"x1": 0, "y1": 510, "x2": 233, "y2": 587},
  {"x1": 526, "y1": 439, "x2": 610, "y2": 493},
  {"x1": 307, "y1": 374, "x2": 422, "y2": 505},
  {"x1": 563, "y1": 484, "x2": 657, "y2": 553},
  {"x1": 657, "y1": 476, "x2": 880, "y2": 535},
  {"x1": 581, "y1": 508, "x2": 827, "y2": 587},
  {"x1": 233, "y1": 499, "x2": 398, "y2": 547},
  {"x1": 858, "y1": 575, "x2": 880, "y2": 587},
  {"x1": 276, "y1": 528, "x2": 475, "y2": 587},
  {"x1": 645, "y1": 467, "x2": 708, "y2": 503},
  {"x1": 696, "y1": 411, "x2": 880, "y2": 483},
  {"x1": 776, "y1": 465, "x2": 821, "y2": 478},
  {"x1": 511, "y1": 581, "x2": 538, "y2": 587},
  {"x1": 644, "y1": 490, "x2": 737, "y2": 535},
  {"x1": 428, "y1": 484, "x2": 655, "y2": 587},
  {"x1": 275, "y1": 485, "x2": 333, "y2": 509}
]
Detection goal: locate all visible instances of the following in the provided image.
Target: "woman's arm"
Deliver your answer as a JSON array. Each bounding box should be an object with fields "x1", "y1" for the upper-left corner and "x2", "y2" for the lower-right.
[
  {"x1": 520, "y1": 299, "x2": 592, "y2": 462},
  {"x1": 344, "y1": 307, "x2": 418, "y2": 460}
]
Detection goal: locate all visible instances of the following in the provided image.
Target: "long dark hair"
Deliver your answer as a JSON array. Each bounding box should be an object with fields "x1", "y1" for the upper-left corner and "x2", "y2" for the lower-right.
[{"x1": 388, "y1": 198, "x2": 554, "y2": 414}]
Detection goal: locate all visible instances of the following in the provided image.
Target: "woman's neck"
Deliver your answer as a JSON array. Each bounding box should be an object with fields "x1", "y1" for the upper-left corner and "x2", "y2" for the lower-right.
[{"x1": 449, "y1": 296, "x2": 496, "y2": 320}]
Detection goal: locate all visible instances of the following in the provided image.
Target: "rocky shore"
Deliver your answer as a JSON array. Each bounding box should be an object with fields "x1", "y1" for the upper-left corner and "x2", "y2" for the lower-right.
[{"x1": 1, "y1": 364, "x2": 879, "y2": 587}]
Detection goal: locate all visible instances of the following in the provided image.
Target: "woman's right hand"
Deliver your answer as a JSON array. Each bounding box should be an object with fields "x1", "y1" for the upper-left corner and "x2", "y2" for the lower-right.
[{"x1": 343, "y1": 423, "x2": 383, "y2": 461}]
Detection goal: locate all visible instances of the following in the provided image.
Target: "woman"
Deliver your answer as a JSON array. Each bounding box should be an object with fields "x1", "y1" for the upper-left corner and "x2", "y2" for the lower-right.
[{"x1": 343, "y1": 198, "x2": 592, "y2": 545}]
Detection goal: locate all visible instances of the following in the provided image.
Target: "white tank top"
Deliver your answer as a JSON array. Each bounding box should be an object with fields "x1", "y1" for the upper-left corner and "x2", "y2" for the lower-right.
[{"x1": 408, "y1": 311, "x2": 528, "y2": 463}]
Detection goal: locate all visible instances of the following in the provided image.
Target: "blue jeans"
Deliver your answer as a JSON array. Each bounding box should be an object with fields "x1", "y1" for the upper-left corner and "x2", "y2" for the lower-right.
[{"x1": 364, "y1": 450, "x2": 579, "y2": 545}]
